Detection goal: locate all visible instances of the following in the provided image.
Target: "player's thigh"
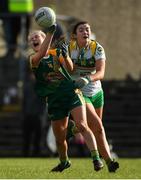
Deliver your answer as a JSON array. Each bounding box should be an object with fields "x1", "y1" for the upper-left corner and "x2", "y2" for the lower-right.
[
  {"x1": 71, "y1": 105, "x2": 87, "y2": 127},
  {"x1": 95, "y1": 107, "x2": 103, "y2": 120},
  {"x1": 86, "y1": 103, "x2": 103, "y2": 130}
]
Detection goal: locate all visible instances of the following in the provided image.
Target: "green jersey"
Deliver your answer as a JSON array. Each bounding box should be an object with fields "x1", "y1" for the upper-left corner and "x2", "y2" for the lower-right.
[
  {"x1": 31, "y1": 49, "x2": 72, "y2": 97},
  {"x1": 30, "y1": 49, "x2": 84, "y2": 120}
]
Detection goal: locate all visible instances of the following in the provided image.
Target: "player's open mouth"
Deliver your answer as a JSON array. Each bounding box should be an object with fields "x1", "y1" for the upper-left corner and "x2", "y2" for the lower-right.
[
  {"x1": 83, "y1": 35, "x2": 89, "y2": 39},
  {"x1": 33, "y1": 42, "x2": 39, "y2": 47}
]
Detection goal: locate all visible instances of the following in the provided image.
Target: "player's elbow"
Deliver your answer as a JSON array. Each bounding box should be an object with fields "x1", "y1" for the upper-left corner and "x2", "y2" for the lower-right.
[{"x1": 97, "y1": 70, "x2": 105, "y2": 80}]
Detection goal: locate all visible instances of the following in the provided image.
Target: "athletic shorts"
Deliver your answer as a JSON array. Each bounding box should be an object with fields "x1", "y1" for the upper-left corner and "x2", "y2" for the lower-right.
[
  {"x1": 47, "y1": 81, "x2": 84, "y2": 121},
  {"x1": 83, "y1": 90, "x2": 104, "y2": 108}
]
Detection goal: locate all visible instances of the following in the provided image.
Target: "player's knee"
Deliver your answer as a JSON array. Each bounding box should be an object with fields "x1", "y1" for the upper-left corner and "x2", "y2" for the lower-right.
[
  {"x1": 55, "y1": 137, "x2": 65, "y2": 146},
  {"x1": 55, "y1": 140, "x2": 65, "y2": 147},
  {"x1": 95, "y1": 125, "x2": 104, "y2": 135},
  {"x1": 76, "y1": 122, "x2": 89, "y2": 133}
]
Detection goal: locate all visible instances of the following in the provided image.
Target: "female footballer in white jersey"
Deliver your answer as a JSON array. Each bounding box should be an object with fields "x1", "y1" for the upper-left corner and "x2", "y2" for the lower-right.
[{"x1": 68, "y1": 21, "x2": 119, "y2": 172}]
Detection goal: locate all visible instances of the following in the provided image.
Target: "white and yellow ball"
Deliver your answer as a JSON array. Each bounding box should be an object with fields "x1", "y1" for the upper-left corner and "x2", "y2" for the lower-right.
[{"x1": 34, "y1": 7, "x2": 56, "y2": 28}]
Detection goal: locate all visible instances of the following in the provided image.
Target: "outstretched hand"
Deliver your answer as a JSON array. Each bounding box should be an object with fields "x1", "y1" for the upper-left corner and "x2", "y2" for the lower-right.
[
  {"x1": 57, "y1": 40, "x2": 69, "y2": 58},
  {"x1": 46, "y1": 24, "x2": 57, "y2": 34}
]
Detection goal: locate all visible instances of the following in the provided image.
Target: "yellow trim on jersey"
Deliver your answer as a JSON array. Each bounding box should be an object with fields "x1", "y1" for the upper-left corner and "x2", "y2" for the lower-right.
[
  {"x1": 69, "y1": 40, "x2": 77, "y2": 52},
  {"x1": 75, "y1": 89, "x2": 85, "y2": 105},
  {"x1": 48, "y1": 49, "x2": 57, "y2": 56},
  {"x1": 48, "y1": 49, "x2": 64, "y2": 64},
  {"x1": 30, "y1": 49, "x2": 65, "y2": 70},
  {"x1": 89, "y1": 40, "x2": 97, "y2": 55},
  {"x1": 69, "y1": 40, "x2": 97, "y2": 56},
  {"x1": 58, "y1": 56, "x2": 64, "y2": 64}
]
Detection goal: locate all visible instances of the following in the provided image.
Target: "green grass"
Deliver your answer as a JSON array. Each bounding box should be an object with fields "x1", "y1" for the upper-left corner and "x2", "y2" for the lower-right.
[{"x1": 0, "y1": 158, "x2": 140, "y2": 179}]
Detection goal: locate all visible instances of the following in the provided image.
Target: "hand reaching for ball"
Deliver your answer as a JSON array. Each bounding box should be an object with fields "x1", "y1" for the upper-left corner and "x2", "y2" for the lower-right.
[{"x1": 46, "y1": 24, "x2": 57, "y2": 34}]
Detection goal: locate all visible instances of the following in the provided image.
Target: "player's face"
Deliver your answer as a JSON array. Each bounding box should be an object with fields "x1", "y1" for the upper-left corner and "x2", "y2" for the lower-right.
[
  {"x1": 76, "y1": 23, "x2": 91, "y2": 45},
  {"x1": 28, "y1": 33, "x2": 45, "y2": 52}
]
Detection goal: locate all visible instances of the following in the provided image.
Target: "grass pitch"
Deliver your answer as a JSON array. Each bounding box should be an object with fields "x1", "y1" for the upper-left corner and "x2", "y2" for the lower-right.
[{"x1": 0, "y1": 158, "x2": 140, "y2": 179}]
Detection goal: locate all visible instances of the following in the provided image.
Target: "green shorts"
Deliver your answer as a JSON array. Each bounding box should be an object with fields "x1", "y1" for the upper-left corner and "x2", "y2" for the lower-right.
[
  {"x1": 83, "y1": 90, "x2": 104, "y2": 108},
  {"x1": 47, "y1": 81, "x2": 84, "y2": 121}
]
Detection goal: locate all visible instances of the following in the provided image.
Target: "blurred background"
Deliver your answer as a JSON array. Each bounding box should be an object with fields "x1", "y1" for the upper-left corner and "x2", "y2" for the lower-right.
[{"x1": 0, "y1": 0, "x2": 141, "y2": 158}]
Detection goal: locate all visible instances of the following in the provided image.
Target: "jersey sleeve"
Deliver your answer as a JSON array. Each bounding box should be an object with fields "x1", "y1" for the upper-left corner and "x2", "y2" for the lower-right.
[{"x1": 94, "y1": 42, "x2": 106, "y2": 61}]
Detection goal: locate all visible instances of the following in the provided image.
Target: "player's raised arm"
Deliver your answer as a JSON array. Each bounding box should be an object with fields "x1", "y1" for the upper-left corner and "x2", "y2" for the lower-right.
[
  {"x1": 57, "y1": 40, "x2": 74, "y2": 73},
  {"x1": 29, "y1": 7, "x2": 56, "y2": 67}
]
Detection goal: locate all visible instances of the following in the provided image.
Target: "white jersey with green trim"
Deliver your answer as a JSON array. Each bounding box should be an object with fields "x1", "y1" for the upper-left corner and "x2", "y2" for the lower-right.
[{"x1": 69, "y1": 41, "x2": 106, "y2": 97}]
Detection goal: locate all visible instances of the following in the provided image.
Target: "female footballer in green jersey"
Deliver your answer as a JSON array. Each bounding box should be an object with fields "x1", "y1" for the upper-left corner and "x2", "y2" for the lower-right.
[
  {"x1": 28, "y1": 25, "x2": 103, "y2": 172},
  {"x1": 68, "y1": 21, "x2": 119, "y2": 172}
]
